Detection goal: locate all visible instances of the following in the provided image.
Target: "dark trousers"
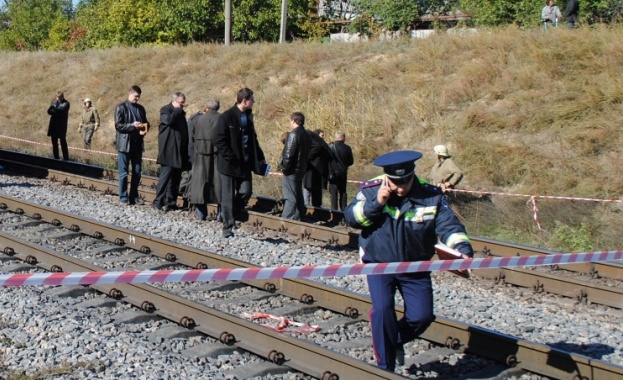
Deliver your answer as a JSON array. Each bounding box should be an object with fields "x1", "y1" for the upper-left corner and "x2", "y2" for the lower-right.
[
  {"x1": 329, "y1": 176, "x2": 348, "y2": 211},
  {"x1": 304, "y1": 169, "x2": 323, "y2": 207},
  {"x1": 83, "y1": 126, "x2": 95, "y2": 149},
  {"x1": 118, "y1": 147, "x2": 143, "y2": 203},
  {"x1": 282, "y1": 173, "x2": 306, "y2": 220},
  {"x1": 51, "y1": 136, "x2": 69, "y2": 160},
  {"x1": 154, "y1": 165, "x2": 183, "y2": 208},
  {"x1": 367, "y1": 271, "x2": 434, "y2": 371},
  {"x1": 219, "y1": 170, "x2": 252, "y2": 233}
]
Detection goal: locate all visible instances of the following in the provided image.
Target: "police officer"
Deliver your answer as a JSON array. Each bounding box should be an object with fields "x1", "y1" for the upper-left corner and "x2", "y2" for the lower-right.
[{"x1": 344, "y1": 150, "x2": 474, "y2": 371}]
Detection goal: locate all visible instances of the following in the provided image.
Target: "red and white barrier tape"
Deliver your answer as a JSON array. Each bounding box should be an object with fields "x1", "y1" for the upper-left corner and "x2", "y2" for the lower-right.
[
  {"x1": 528, "y1": 196, "x2": 541, "y2": 230},
  {"x1": 1, "y1": 132, "x2": 620, "y2": 230},
  {"x1": 447, "y1": 187, "x2": 622, "y2": 204},
  {"x1": 0, "y1": 134, "x2": 156, "y2": 162},
  {"x1": 1, "y1": 248, "x2": 621, "y2": 287},
  {"x1": 242, "y1": 312, "x2": 320, "y2": 333}
]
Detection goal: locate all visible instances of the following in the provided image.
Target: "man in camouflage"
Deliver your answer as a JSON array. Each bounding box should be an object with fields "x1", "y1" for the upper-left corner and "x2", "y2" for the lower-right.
[{"x1": 78, "y1": 98, "x2": 100, "y2": 149}]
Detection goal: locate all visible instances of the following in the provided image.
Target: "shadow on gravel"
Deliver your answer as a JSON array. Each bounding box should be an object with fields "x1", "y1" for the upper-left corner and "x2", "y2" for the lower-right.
[
  {"x1": 0, "y1": 180, "x2": 37, "y2": 188},
  {"x1": 548, "y1": 341, "x2": 615, "y2": 361},
  {"x1": 259, "y1": 237, "x2": 290, "y2": 245}
]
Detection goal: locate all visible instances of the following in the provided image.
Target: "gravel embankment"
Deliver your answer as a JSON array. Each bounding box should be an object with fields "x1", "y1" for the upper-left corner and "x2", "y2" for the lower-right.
[{"x1": 0, "y1": 172, "x2": 621, "y2": 379}]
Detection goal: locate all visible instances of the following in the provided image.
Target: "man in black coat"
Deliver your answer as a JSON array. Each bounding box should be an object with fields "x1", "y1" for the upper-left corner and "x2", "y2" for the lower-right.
[
  {"x1": 328, "y1": 131, "x2": 354, "y2": 211},
  {"x1": 565, "y1": 0, "x2": 579, "y2": 28},
  {"x1": 303, "y1": 129, "x2": 331, "y2": 207},
  {"x1": 279, "y1": 112, "x2": 310, "y2": 220},
  {"x1": 153, "y1": 92, "x2": 189, "y2": 211},
  {"x1": 212, "y1": 88, "x2": 266, "y2": 238},
  {"x1": 47, "y1": 91, "x2": 70, "y2": 160}
]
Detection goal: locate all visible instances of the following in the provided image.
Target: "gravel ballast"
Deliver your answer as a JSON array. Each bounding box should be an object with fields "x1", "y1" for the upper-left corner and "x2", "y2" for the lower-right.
[{"x1": 0, "y1": 172, "x2": 621, "y2": 379}]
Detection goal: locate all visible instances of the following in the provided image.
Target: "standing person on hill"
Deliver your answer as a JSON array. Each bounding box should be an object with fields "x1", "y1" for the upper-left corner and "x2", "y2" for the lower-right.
[
  {"x1": 213, "y1": 87, "x2": 267, "y2": 238},
  {"x1": 115, "y1": 85, "x2": 150, "y2": 205},
  {"x1": 429, "y1": 144, "x2": 463, "y2": 193},
  {"x1": 153, "y1": 92, "x2": 190, "y2": 212},
  {"x1": 303, "y1": 129, "x2": 331, "y2": 207},
  {"x1": 189, "y1": 99, "x2": 222, "y2": 221},
  {"x1": 565, "y1": 0, "x2": 579, "y2": 28},
  {"x1": 78, "y1": 98, "x2": 100, "y2": 149},
  {"x1": 542, "y1": 0, "x2": 562, "y2": 28},
  {"x1": 344, "y1": 150, "x2": 473, "y2": 372},
  {"x1": 47, "y1": 91, "x2": 70, "y2": 160},
  {"x1": 279, "y1": 112, "x2": 310, "y2": 220},
  {"x1": 328, "y1": 131, "x2": 354, "y2": 211}
]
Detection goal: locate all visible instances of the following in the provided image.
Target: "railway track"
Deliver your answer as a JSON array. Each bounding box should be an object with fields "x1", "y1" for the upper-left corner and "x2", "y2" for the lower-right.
[
  {"x1": 1, "y1": 149, "x2": 621, "y2": 310},
  {"x1": 2, "y1": 194, "x2": 623, "y2": 379},
  {"x1": 1, "y1": 149, "x2": 623, "y2": 379}
]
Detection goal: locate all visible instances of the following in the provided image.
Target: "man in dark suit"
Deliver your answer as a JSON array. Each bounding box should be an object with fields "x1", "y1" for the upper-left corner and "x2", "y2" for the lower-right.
[{"x1": 212, "y1": 88, "x2": 266, "y2": 238}]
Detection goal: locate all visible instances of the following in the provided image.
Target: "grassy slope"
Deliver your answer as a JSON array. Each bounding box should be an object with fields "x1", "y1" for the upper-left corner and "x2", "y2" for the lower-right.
[{"x1": 0, "y1": 26, "x2": 621, "y2": 250}]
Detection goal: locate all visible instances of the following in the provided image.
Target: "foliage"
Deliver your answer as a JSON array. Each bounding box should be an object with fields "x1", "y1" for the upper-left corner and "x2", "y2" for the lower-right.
[
  {"x1": 550, "y1": 223, "x2": 594, "y2": 252},
  {"x1": 457, "y1": 0, "x2": 623, "y2": 27},
  {"x1": 231, "y1": 0, "x2": 317, "y2": 42},
  {"x1": 582, "y1": 0, "x2": 623, "y2": 23},
  {"x1": 350, "y1": 0, "x2": 420, "y2": 32},
  {"x1": 0, "y1": 0, "x2": 72, "y2": 50},
  {"x1": 457, "y1": 0, "x2": 524, "y2": 27}
]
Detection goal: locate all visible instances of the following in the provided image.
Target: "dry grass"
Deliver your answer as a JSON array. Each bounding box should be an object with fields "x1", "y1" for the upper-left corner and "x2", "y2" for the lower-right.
[{"x1": 0, "y1": 26, "x2": 621, "y2": 250}]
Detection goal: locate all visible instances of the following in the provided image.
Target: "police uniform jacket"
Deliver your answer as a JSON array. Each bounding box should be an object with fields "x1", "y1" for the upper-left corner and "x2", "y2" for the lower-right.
[
  {"x1": 212, "y1": 104, "x2": 266, "y2": 178},
  {"x1": 344, "y1": 175, "x2": 473, "y2": 263}
]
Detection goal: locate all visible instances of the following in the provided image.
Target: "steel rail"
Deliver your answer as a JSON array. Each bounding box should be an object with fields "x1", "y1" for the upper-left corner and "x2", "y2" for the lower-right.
[
  {"x1": 1, "y1": 195, "x2": 622, "y2": 379},
  {"x1": 1, "y1": 152, "x2": 622, "y2": 309},
  {"x1": 0, "y1": 231, "x2": 402, "y2": 380}
]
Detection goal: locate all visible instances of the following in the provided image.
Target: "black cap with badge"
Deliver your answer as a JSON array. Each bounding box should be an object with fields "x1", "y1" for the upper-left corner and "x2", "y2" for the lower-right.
[{"x1": 373, "y1": 150, "x2": 423, "y2": 184}]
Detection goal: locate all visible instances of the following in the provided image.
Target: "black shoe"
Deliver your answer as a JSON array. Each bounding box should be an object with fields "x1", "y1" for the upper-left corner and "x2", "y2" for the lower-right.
[
  {"x1": 164, "y1": 205, "x2": 180, "y2": 212},
  {"x1": 130, "y1": 198, "x2": 144, "y2": 205},
  {"x1": 395, "y1": 344, "x2": 405, "y2": 366},
  {"x1": 222, "y1": 229, "x2": 234, "y2": 238},
  {"x1": 152, "y1": 204, "x2": 163, "y2": 211}
]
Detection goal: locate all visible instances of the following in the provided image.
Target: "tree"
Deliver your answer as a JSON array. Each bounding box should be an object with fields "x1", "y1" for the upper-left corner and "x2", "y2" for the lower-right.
[
  {"x1": 0, "y1": 0, "x2": 72, "y2": 50},
  {"x1": 457, "y1": 0, "x2": 516, "y2": 27},
  {"x1": 232, "y1": 0, "x2": 320, "y2": 42},
  {"x1": 350, "y1": 0, "x2": 420, "y2": 32}
]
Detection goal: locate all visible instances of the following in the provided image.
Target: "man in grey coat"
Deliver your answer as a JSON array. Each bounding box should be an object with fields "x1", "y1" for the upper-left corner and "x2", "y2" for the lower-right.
[
  {"x1": 189, "y1": 99, "x2": 221, "y2": 221},
  {"x1": 153, "y1": 92, "x2": 189, "y2": 211}
]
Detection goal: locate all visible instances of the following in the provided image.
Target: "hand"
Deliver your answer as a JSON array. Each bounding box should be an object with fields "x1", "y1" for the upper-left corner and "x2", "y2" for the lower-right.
[
  {"x1": 77, "y1": 126, "x2": 82, "y2": 133},
  {"x1": 377, "y1": 176, "x2": 393, "y2": 205}
]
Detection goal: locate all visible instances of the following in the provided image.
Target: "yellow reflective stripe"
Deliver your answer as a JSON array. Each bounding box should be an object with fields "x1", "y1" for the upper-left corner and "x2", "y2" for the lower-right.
[
  {"x1": 354, "y1": 201, "x2": 372, "y2": 227},
  {"x1": 445, "y1": 233, "x2": 471, "y2": 248},
  {"x1": 384, "y1": 205, "x2": 400, "y2": 219}
]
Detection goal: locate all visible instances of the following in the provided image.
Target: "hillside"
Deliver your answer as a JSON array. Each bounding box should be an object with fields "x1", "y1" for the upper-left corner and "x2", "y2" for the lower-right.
[{"x1": 0, "y1": 26, "x2": 621, "y2": 251}]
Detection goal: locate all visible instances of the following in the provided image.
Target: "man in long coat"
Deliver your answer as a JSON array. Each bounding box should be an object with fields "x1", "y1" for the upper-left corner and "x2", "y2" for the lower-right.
[
  {"x1": 153, "y1": 92, "x2": 189, "y2": 211},
  {"x1": 212, "y1": 87, "x2": 266, "y2": 238},
  {"x1": 190, "y1": 99, "x2": 221, "y2": 221},
  {"x1": 47, "y1": 91, "x2": 70, "y2": 160}
]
